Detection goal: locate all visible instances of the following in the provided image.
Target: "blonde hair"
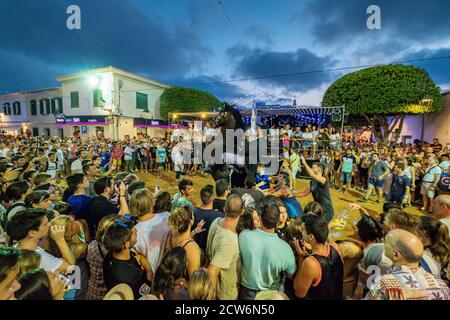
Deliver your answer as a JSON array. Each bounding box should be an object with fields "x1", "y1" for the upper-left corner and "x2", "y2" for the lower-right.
[
  {"x1": 49, "y1": 215, "x2": 83, "y2": 257},
  {"x1": 188, "y1": 268, "x2": 216, "y2": 300},
  {"x1": 18, "y1": 249, "x2": 41, "y2": 279},
  {"x1": 168, "y1": 206, "x2": 193, "y2": 235},
  {"x1": 129, "y1": 189, "x2": 154, "y2": 217},
  {"x1": 96, "y1": 214, "x2": 118, "y2": 242}
]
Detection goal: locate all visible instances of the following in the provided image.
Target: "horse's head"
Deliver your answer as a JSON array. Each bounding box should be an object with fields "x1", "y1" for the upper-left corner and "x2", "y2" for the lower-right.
[{"x1": 211, "y1": 103, "x2": 232, "y2": 129}]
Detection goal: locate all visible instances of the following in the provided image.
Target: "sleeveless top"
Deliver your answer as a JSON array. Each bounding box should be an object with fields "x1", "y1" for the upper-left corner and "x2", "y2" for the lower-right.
[
  {"x1": 165, "y1": 233, "x2": 208, "y2": 269},
  {"x1": 306, "y1": 244, "x2": 344, "y2": 300}
]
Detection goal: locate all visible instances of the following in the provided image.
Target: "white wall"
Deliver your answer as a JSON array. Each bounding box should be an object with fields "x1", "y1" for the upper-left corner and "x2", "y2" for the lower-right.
[
  {"x1": 0, "y1": 93, "x2": 27, "y2": 125},
  {"x1": 61, "y1": 72, "x2": 113, "y2": 117},
  {"x1": 26, "y1": 89, "x2": 62, "y2": 126},
  {"x1": 113, "y1": 74, "x2": 165, "y2": 119},
  {"x1": 395, "y1": 94, "x2": 450, "y2": 145}
]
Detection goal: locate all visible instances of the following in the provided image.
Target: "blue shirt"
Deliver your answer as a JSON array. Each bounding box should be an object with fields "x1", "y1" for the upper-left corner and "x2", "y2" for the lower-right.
[
  {"x1": 281, "y1": 196, "x2": 302, "y2": 219},
  {"x1": 67, "y1": 195, "x2": 93, "y2": 220},
  {"x1": 100, "y1": 152, "x2": 111, "y2": 167},
  {"x1": 157, "y1": 147, "x2": 166, "y2": 163},
  {"x1": 239, "y1": 229, "x2": 296, "y2": 291},
  {"x1": 256, "y1": 173, "x2": 270, "y2": 190},
  {"x1": 389, "y1": 174, "x2": 411, "y2": 199}
]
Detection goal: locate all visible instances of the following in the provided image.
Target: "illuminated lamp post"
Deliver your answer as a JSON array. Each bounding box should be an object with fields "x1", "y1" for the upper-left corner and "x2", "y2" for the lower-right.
[{"x1": 419, "y1": 95, "x2": 434, "y2": 152}]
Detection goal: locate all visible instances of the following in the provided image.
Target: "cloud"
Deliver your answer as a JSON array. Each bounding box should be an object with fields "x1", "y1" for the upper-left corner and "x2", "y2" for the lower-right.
[
  {"x1": 0, "y1": 0, "x2": 212, "y2": 84},
  {"x1": 229, "y1": 46, "x2": 337, "y2": 91},
  {"x1": 292, "y1": 0, "x2": 450, "y2": 45},
  {"x1": 244, "y1": 25, "x2": 274, "y2": 46},
  {"x1": 0, "y1": 49, "x2": 65, "y2": 92},
  {"x1": 164, "y1": 75, "x2": 249, "y2": 102},
  {"x1": 400, "y1": 48, "x2": 450, "y2": 87}
]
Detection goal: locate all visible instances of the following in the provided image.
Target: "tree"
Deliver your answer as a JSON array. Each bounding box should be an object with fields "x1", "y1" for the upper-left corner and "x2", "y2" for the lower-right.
[
  {"x1": 160, "y1": 86, "x2": 222, "y2": 119},
  {"x1": 322, "y1": 64, "x2": 443, "y2": 145}
]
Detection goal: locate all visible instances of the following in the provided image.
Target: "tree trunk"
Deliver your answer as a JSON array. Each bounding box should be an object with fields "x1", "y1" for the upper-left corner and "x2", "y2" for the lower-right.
[
  {"x1": 390, "y1": 115, "x2": 406, "y2": 143},
  {"x1": 361, "y1": 114, "x2": 405, "y2": 146}
]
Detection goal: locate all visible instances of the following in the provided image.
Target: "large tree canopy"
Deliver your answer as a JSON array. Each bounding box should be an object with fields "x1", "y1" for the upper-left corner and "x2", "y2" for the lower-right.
[
  {"x1": 160, "y1": 86, "x2": 222, "y2": 119},
  {"x1": 322, "y1": 64, "x2": 444, "y2": 144}
]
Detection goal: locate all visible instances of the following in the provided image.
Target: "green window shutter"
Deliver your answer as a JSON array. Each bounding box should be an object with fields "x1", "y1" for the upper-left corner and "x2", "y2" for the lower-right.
[
  {"x1": 45, "y1": 99, "x2": 51, "y2": 114},
  {"x1": 71, "y1": 91, "x2": 79, "y2": 108},
  {"x1": 93, "y1": 89, "x2": 102, "y2": 107},
  {"x1": 3, "y1": 103, "x2": 10, "y2": 115},
  {"x1": 31, "y1": 100, "x2": 37, "y2": 115},
  {"x1": 13, "y1": 102, "x2": 21, "y2": 115},
  {"x1": 39, "y1": 100, "x2": 45, "y2": 114},
  {"x1": 58, "y1": 97, "x2": 63, "y2": 113},
  {"x1": 51, "y1": 98, "x2": 56, "y2": 114},
  {"x1": 136, "y1": 92, "x2": 148, "y2": 111}
]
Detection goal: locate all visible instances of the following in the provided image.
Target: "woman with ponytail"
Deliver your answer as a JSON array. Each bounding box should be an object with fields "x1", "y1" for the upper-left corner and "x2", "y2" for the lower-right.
[
  {"x1": 165, "y1": 206, "x2": 206, "y2": 278},
  {"x1": 417, "y1": 215, "x2": 450, "y2": 280}
]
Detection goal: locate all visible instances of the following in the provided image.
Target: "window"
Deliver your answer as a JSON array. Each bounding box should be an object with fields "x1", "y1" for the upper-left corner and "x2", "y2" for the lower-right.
[
  {"x1": 93, "y1": 89, "x2": 103, "y2": 107},
  {"x1": 3, "y1": 103, "x2": 11, "y2": 115},
  {"x1": 44, "y1": 128, "x2": 51, "y2": 137},
  {"x1": 39, "y1": 99, "x2": 50, "y2": 114},
  {"x1": 51, "y1": 98, "x2": 63, "y2": 114},
  {"x1": 32, "y1": 127, "x2": 39, "y2": 137},
  {"x1": 136, "y1": 92, "x2": 148, "y2": 111},
  {"x1": 45, "y1": 99, "x2": 51, "y2": 114},
  {"x1": 30, "y1": 100, "x2": 37, "y2": 115},
  {"x1": 57, "y1": 97, "x2": 63, "y2": 113},
  {"x1": 39, "y1": 100, "x2": 45, "y2": 114},
  {"x1": 51, "y1": 98, "x2": 56, "y2": 114},
  {"x1": 12, "y1": 102, "x2": 21, "y2": 115},
  {"x1": 71, "y1": 91, "x2": 79, "y2": 108}
]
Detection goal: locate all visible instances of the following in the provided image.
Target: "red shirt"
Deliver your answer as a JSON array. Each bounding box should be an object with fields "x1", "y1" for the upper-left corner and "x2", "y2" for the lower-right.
[{"x1": 112, "y1": 146, "x2": 124, "y2": 160}]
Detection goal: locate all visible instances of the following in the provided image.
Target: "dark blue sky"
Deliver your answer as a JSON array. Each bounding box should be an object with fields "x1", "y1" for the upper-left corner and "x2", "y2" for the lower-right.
[{"x1": 1, "y1": 0, "x2": 449, "y2": 105}]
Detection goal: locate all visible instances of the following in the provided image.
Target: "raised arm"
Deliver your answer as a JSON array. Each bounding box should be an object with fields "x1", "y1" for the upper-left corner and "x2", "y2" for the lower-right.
[{"x1": 300, "y1": 155, "x2": 326, "y2": 185}]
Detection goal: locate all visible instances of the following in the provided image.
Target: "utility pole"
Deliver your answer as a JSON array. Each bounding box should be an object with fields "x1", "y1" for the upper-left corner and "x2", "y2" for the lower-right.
[{"x1": 116, "y1": 80, "x2": 123, "y2": 140}]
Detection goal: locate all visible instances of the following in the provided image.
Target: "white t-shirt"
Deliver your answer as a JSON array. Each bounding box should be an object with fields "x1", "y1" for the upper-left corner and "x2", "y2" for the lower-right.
[
  {"x1": 302, "y1": 132, "x2": 312, "y2": 140},
  {"x1": 71, "y1": 159, "x2": 82, "y2": 174},
  {"x1": 134, "y1": 212, "x2": 170, "y2": 274},
  {"x1": 46, "y1": 161, "x2": 58, "y2": 179},
  {"x1": 423, "y1": 166, "x2": 442, "y2": 183},
  {"x1": 124, "y1": 146, "x2": 133, "y2": 161},
  {"x1": 439, "y1": 160, "x2": 450, "y2": 171},
  {"x1": 36, "y1": 247, "x2": 64, "y2": 272},
  {"x1": 56, "y1": 150, "x2": 65, "y2": 169}
]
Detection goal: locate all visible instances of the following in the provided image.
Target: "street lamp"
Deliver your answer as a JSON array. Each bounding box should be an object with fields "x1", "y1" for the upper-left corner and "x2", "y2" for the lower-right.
[{"x1": 419, "y1": 95, "x2": 434, "y2": 152}]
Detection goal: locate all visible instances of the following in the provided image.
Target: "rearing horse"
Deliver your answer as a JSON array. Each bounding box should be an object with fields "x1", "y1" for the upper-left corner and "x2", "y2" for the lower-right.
[{"x1": 208, "y1": 103, "x2": 257, "y2": 188}]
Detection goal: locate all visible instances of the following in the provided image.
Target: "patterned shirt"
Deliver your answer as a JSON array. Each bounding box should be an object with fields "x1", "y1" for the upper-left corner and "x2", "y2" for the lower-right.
[
  {"x1": 86, "y1": 240, "x2": 109, "y2": 300},
  {"x1": 366, "y1": 265, "x2": 450, "y2": 300}
]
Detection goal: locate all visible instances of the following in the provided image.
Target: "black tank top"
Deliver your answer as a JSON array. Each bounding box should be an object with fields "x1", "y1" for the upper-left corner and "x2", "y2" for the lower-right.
[{"x1": 306, "y1": 244, "x2": 344, "y2": 300}]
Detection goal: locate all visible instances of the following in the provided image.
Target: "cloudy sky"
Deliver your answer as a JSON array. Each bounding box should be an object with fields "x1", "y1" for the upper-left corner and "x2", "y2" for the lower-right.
[{"x1": 1, "y1": 0, "x2": 449, "y2": 105}]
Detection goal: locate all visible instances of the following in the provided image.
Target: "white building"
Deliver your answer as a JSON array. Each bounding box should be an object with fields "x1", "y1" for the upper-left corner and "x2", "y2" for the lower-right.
[
  {"x1": 391, "y1": 91, "x2": 450, "y2": 145},
  {"x1": 0, "y1": 66, "x2": 171, "y2": 139},
  {"x1": 0, "y1": 88, "x2": 62, "y2": 137},
  {"x1": 56, "y1": 66, "x2": 170, "y2": 139}
]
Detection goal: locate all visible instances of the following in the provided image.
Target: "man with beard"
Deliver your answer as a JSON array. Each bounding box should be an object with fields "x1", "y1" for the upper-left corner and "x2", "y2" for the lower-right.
[{"x1": 88, "y1": 177, "x2": 128, "y2": 237}]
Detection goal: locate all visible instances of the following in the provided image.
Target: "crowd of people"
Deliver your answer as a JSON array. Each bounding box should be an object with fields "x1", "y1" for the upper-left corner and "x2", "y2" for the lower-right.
[{"x1": 0, "y1": 124, "x2": 449, "y2": 300}]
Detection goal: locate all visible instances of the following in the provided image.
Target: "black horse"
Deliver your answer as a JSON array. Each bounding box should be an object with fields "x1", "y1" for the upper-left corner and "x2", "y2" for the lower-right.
[{"x1": 207, "y1": 104, "x2": 258, "y2": 188}]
